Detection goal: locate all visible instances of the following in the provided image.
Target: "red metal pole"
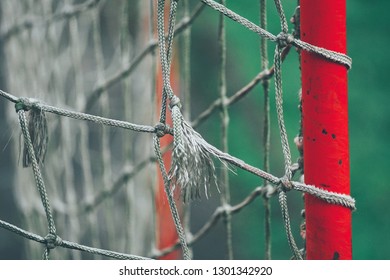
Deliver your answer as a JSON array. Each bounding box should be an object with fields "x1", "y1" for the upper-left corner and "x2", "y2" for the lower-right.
[{"x1": 301, "y1": 0, "x2": 352, "y2": 259}]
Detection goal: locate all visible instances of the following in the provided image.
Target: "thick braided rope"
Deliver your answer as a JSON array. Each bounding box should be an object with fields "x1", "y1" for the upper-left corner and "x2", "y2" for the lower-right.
[
  {"x1": 273, "y1": 0, "x2": 302, "y2": 259},
  {"x1": 273, "y1": 0, "x2": 288, "y2": 33},
  {"x1": 274, "y1": 44, "x2": 302, "y2": 259},
  {"x1": 292, "y1": 182, "x2": 356, "y2": 209},
  {"x1": 293, "y1": 38, "x2": 352, "y2": 68},
  {"x1": 159, "y1": 0, "x2": 179, "y2": 124},
  {"x1": 274, "y1": 45, "x2": 293, "y2": 181},
  {"x1": 157, "y1": 0, "x2": 184, "y2": 153},
  {"x1": 278, "y1": 191, "x2": 302, "y2": 259},
  {"x1": 156, "y1": 0, "x2": 176, "y2": 102}
]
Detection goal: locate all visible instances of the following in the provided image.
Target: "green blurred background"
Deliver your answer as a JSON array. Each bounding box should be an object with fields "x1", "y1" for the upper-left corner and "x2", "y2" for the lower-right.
[{"x1": 188, "y1": 0, "x2": 390, "y2": 259}]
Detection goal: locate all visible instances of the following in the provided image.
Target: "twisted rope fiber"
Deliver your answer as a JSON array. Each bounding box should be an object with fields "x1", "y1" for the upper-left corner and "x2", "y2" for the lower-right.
[
  {"x1": 273, "y1": 0, "x2": 289, "y2": 33},
  {"x1": 292, "y1": 182, "x2": 356, "y2": 209},
  {"x1": 158, "y1": 0, "x2": 178, "y2": 124},
  {"x1": 274, "y1": 45, "x2": 293, "y2": 181},
  {"x1": 273, "y1": 0, "x2": 302, "y2": 259}
]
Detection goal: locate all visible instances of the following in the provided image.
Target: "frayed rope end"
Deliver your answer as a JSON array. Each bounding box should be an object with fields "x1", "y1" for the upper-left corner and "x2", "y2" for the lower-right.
[
  {"x1": 168, "y1": 107, "x2": 219, "y2": 202},
  {"x1": 16, "y1": 98, "x2": 48, "y2": 168}
]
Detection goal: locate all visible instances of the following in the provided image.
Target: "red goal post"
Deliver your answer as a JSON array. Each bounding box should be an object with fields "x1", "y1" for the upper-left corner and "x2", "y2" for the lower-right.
[{"x1": 301, "y1": 0, "x2": 352, "y2": 260}]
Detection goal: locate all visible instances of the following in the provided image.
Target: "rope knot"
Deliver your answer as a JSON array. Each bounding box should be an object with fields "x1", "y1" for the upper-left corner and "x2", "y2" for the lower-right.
[
  {"x1": 262, "y1": 184, "x2": 276, "y2": 198},
  {"x1": 221, "y1": 204, "x2": 232, "y2": 217},
  {"x1": 15, "y1": 97, "x2": 38, "y2": 112},
  {"x1": 155, "y1": 122, "x2": 172, "y2": 138},
  {"x1": 276, "y1": 32, "x2": 294, "y2": 48},
  {"x1": 44, "y1": 233, "x2": 62, "y2": 250},
  {"x1": 169, "y1": 95, "x2": 182, "y2": 110},
  {"x1": 279, "y1": 175, "x2": 293, "y2": 191}
]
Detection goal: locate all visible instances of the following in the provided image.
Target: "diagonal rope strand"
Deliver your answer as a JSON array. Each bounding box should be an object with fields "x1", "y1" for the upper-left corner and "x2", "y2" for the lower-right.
[{"x1": 200, "y1": 0, "x2": 352, "y2": 69}]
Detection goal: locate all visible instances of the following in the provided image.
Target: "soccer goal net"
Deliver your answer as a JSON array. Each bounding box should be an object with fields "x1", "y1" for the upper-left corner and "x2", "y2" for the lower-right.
[{"x1": 0, "y1": 0, "x2": 354, "y2": 260}]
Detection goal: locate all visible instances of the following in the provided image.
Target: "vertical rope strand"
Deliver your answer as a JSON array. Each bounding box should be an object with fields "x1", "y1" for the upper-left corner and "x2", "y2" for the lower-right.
[
  {"x1": 153, "y1": 136, "x2": 191, "y2": 260},
  {"x1": 260, "y1": 0, "x2": 272, "y2": 260},
  {"x1": 158, "y1": 0, "x2": 179, "y2": 124},
  {"x1": 217, "y1": 0, "x2": 233, "y2": 260},
  {"x1": 156, "y1": 0, "x2": 190, "y2": 260},
  {"x1": 272, "y1": 0, "x2": 301, "y2": 259},
  {"x1": 156, "y1": 0, "x2": 177, "y2": 101},
  {"x1": 17, "y1": 108, "x2": 56, "y2": 258},
  {"x1": 273, "y1": 45, "x2": 293, "y2": 180}
]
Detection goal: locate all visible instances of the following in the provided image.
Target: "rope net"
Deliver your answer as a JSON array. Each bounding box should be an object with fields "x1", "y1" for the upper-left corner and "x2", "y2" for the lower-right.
[{"x1": 0, "y1": 0, "x2": 354, "y2": 260}]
